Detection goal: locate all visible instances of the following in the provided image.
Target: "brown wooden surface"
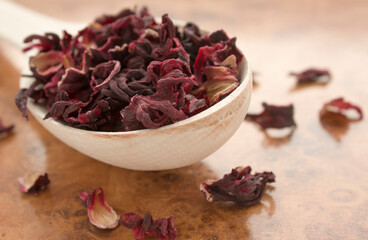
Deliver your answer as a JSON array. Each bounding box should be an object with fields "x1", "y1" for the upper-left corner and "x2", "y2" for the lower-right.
[{"x1": 1, "y1": 0, "x2": 368, "y2": 239}]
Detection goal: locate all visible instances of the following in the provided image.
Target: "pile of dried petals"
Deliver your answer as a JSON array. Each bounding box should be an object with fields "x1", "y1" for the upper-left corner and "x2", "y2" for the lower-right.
[{"x1": 15, "y1": 8, "x2": 243, "y2": 132}]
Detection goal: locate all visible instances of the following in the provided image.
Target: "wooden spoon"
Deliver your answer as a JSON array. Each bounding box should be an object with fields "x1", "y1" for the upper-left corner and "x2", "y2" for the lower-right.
[{"x1": 0, "y1": 0, "x2": 253, "y2": 170}]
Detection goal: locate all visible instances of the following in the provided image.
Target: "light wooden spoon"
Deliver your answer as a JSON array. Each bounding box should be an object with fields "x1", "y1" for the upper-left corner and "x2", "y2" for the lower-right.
[{"x1": 0, "y1": 0, "x2": 252, "y2": 170}]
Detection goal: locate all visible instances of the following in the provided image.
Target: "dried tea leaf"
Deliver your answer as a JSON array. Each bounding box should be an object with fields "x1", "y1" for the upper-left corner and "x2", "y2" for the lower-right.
[
  {"x1": 121, "y1": 212, "x2": 177, "y2": 240},
  {"x1": 18, "y1": 173, "x2": 50, "y2": 194},
  {"x1": 79, "y1": 188, "x2": 120, "y2": 230},
  {"x1": 200, "y1": 166, "x2": 275, "y2": 206}
]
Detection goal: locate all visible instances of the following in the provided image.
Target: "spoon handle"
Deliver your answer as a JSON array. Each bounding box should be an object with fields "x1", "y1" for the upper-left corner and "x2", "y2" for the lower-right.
[{"x1": 0, "y1": 0, "x2": 83, "y2": 49}]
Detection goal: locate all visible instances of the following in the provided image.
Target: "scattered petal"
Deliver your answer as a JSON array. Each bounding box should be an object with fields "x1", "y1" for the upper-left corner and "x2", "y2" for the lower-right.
[
  {"x1": 319, "y1": 97, "x2": 363, "y2": 140},
  {"x1": 18, "y1": 173, "x2": 50, "y2": 194},
  {"x1": 246, "y1": 103, "x2": 296, "y2": 138},
  {"x1": 290, "y1": 68, "x2": 331, "y2": 85},
  {"x1": 79, "y1": 188, "x2": 120, "y2": 230},
  {"x1": 121, "y1": 212, "x2": 177, "y2": 240},
  {"x1": 199, "y1": 166, "x2": 275, "y2": 206},
  {"x1": 320, "y1": 97, "x2": 363, "y2": 121}
]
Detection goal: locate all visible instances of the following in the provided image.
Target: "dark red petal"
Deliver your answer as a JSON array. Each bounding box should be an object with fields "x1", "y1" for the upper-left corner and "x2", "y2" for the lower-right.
[
  {"x1": 14, "y1": 79, "x2": 43, "y2": 120},
  {"x1": 58, "y1": 67, "x2": 89, "y2": 94},
  {"x1": 121, "y1": 212, "x2": 177, "y2": 240},
  {"x1": 121, "y1": 95, "x2": 187, "y2": 131},
  {"x1": 320, "y1": 97, "x2": 363, "y2": 121},
  {"x1": 246, "y1": 103, "x2": 296, "y2": 129},
  {"x1": 29, "y1": 51, "x2": 63, "y2": 78},
  {"x1": 91, "y1": 60, "x2": 121, "y2": 89},
  {"x1": 182, "y1": 94, "x2": 208, "y2": 116},
  {"x1": 18, "y1": 173, "x2": 50, "y2": 195},
  {"x1": 290, "y1": 68, "x2": 331, "y2": 84},
  {"x1": 200, "y1": 166, "x2": 275, "y2": 206},
  {"x1": 23, "y1": 33, "x2": 61, "y2": 52}
]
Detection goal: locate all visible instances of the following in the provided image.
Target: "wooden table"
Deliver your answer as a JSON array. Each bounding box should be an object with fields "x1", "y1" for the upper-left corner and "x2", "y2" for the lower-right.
[{"x1": 1, "y1": 0, "x2": 367, "y2": 239}]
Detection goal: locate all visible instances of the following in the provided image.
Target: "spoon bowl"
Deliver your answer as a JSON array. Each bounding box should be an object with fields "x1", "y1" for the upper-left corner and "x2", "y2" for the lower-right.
[
  {"x1": 4, "y1": 0, "x2": 252, "y2": 170},
  {"x1": 23, "y1": 58, "x2": 251, "y2": 170}
]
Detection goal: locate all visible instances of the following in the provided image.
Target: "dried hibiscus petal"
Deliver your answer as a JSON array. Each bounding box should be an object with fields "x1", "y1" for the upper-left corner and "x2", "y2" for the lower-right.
[
  {"x1": 121, "y1": 95, "x2": 187, "y2": 131},
  {"x1": 18, "y1": 172, "x2": 50, "y2": 194},
  {"x1": 29, "y1": 51, "x2": 63, "y2": 79},
  {"x1": 0, "y1": 118, "x2": 14, "y2": 140},
  {"x1": 192, "y1": 64, "x2": 239, "y2": 105},
  {"x1": 79, "y1": 188, "x2": 120, "y2": 230},
  {"x1": 319, "y1": 97, "x2": 363, "y2": 140},
  {"x1": 246, "y1": 103, "x2": 296, "y2": 137},
  {"x1": 320, "y1": 97, "x2": 363, "y2": 121},
  {"x1": 200, "y1": 166, "x2": 275, "y2": 206},
  {"x1": 290, "y1": 68, "x2": 331, "y2": 85},
  {"x1": 121, "y1": 212, "x2": 177, "y2": 240}
]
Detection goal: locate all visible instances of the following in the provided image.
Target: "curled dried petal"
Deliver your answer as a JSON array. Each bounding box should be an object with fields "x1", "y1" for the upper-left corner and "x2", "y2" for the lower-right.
[
  {"x1": 121, "y1": 95, "x2": 187, "y2": 131},
  {"x1": 192, "y1": 65, "x2": 239, "y2": 105},
  {"x1": 58, "y1": 67, "x2": 89, "y2": 94},
  {"x1": 91, "y1": 60, "x2": 121, "y2": 89},
  {"x1": 18, "y1": 173, "x2": 50, "y2": 194},
  {"x1": 121, "y1": 212, "x2": 177, "y2": 240},
  {"x1": 182, "y1": 94, "x2": 208, "y2": 116},
  {"x1": 30, "y1": 51, "x2": 63, "y2": 79},
  {"x1": 246, "y1": 103, "x2": 296, "y2": 129},
  {"x1": 14, "y1": 79, "x2": 43, "y2": 120},
  {"x1": 319, "y1": 97, "x2": 363, "y2": 140},
  {"x1": 320, "y1": 97, "x2": 363, "y2": 121},
  {"x1": 23, "y1": 33, "x2": 61, "y2": 52},
  {"x1": 200, "y1": 166, "x2": 275, "y2": 206},
  {"x1": 290, "y1": 68, "x2": 331, "y2": 85},
  {"x1": 79, "y1": 188, "x2": 120, "y2": 230}
]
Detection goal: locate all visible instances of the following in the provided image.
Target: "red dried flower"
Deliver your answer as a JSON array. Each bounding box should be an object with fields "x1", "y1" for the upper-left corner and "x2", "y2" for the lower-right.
[
  {"x1": 290, "y1": 68, "x2": 331, "y2": 85},
  {"x1": 319, "y1": 97, "x2": 363, "y2": 140},
  {"x1": 320, "y1": 97, "x2": 363, "y2": 121},
  {"x1": 18, "y1": 173, "x2": 50, "y2": 194},
  {"x1": 79, "y1": 188, "x2": 120, "y2": 230},
  {"x1": 200, "y1": 166, "x2": 275, "y2": 206},
  {"x1": 121, "y1": 212, "x2": 177, "y2": 240},
  {"x1": 245, "y1": 103, "x2": 296, "y2": 136}
]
